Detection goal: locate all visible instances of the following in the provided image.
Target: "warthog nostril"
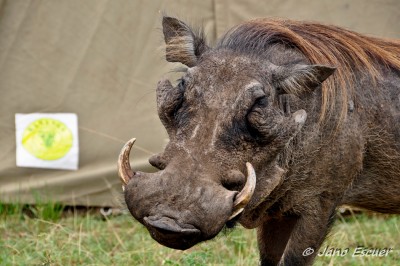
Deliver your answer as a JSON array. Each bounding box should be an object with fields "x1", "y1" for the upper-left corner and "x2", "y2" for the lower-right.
[{"x1": 144, "y1": 216, "x2": 201, "y2": 235}]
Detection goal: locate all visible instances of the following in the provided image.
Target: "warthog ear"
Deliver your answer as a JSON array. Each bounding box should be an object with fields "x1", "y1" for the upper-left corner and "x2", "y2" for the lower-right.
[
  {"x1": 273, "y1": 64, "x2": 336, "y2": 95},
  {"x1": 162, "y1": 16, "x2": 209, "y2": 67}
]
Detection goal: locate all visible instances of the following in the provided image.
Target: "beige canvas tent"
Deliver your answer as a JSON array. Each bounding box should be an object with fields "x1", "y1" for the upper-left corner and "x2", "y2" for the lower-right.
[{"x1": 1, "y1": 0, "x2": 399, "y2": 207}]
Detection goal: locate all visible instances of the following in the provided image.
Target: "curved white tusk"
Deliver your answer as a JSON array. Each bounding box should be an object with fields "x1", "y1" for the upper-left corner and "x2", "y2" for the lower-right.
[
  {"x1": 117, "y1": 138, "x2": 136, "y2": 187},
  {"x1": 228, "y1": 162, "x2": 256, "y2": 220}
]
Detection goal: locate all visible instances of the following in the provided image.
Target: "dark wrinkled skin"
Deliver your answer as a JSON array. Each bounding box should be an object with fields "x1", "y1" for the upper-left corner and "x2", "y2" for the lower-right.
[{"x1": 123, "y1": 17, "x2": 400, "y2": 265}]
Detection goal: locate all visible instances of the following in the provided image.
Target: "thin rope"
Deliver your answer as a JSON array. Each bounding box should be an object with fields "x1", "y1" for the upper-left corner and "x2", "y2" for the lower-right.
[{"x1": 79, "y1": 126, "x2": 155, "y2": 155}]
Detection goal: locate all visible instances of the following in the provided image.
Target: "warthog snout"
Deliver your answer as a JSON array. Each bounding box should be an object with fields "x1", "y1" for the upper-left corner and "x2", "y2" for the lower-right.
[{"x1": 118, "y1": 138, "x2": 257, "y2": 249}]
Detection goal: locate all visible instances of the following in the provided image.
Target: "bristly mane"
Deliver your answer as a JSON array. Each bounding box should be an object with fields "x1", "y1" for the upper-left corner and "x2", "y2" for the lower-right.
[{"x1": 217, "y1": 18, "x2": 400, "y2": 125}]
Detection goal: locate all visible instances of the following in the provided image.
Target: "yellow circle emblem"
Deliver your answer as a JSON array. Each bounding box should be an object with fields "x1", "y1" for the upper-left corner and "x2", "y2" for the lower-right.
[{"x1": 22, "y1": 118, "x2": 73, "y2": 161}]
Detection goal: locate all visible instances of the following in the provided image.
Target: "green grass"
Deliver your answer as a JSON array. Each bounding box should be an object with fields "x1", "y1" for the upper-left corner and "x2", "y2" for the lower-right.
[{"x1": 0, "y1": 204, "x2": 399, "y2": 266}]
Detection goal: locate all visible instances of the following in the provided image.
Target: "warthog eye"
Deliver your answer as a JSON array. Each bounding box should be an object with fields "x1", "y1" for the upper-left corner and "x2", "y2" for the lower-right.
[
  {"x1": 177, "y1": 78, "x2": 186, "y2": 89},
  {"x1": 246, "y1": 96, "x2": 267, "y2": 136},
  {"x1": 276, "y1": 86, "x2": 285, "y2": 95},
  {"x1": 157, "y1": 77, "x2": 186, "y2": 130},
  {"x1": 251, "y1": 95, "x2": 268, "y2": 109},
  {"x1": 172, "y1": 78, "x2": 186, "y2": 116},
  {"x1": 245, "y1": 94, "x2": 281, "y2": 144}
]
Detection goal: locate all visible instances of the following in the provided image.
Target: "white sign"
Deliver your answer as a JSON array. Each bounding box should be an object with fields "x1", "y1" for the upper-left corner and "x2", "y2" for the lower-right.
[{"x1": 15, "y1": 113, "x2": 79, "y2": 170}]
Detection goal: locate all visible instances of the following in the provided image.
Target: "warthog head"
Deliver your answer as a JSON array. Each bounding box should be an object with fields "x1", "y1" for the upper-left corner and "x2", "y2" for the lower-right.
[{"x1": 118, "y1": 17, "x2": 335, "y2": 250}]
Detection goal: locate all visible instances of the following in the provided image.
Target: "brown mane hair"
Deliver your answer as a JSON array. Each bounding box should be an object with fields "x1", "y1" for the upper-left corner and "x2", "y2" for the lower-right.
[{"x1": 217, "y1": 18, "x2": 400, "y2": 125}]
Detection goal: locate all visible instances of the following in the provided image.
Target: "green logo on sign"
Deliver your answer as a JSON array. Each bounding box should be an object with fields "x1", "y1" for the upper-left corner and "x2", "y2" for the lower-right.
[{"x1": 22, "y1": 118, "x2": 73, "y2": 160}]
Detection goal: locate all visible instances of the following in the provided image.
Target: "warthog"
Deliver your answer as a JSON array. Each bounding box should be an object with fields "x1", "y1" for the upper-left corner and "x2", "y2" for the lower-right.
[{"x1": 118, "y1": 16, "x2": 400, "y2": 265}]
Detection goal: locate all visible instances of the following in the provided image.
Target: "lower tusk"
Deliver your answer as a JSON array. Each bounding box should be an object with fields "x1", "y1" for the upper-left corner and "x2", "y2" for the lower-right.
[
  {"x1": 228, "y1": 162, "x2": 256, "y2": 220},
  {"x1": 117, "y1": 138, "x2": 136, "y2": 187},
  {"x1": 229, "y1": 207, "x2": 244, "y2": 221}
]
